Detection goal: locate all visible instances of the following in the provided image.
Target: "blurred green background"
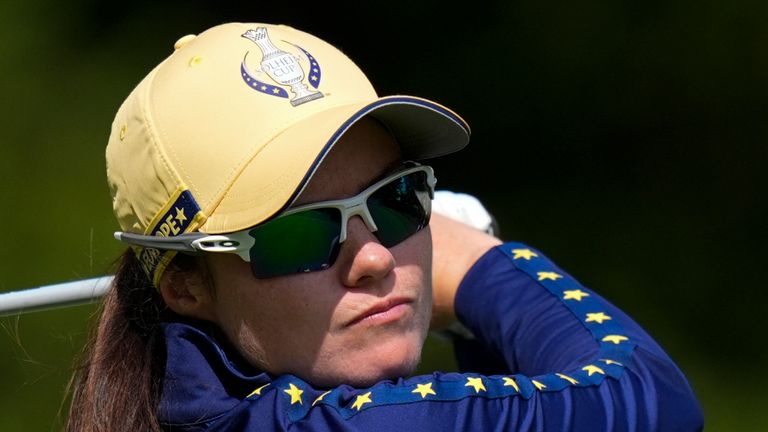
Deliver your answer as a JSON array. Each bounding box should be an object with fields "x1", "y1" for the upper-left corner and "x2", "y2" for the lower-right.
[{"x1": 1, "y1": 0, "x2": 765, "y2": 430}]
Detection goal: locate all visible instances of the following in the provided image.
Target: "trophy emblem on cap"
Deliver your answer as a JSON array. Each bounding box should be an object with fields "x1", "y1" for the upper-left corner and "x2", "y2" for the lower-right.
[{"x1": 241, "y1": 27, "x2": 324, "y2": 107}]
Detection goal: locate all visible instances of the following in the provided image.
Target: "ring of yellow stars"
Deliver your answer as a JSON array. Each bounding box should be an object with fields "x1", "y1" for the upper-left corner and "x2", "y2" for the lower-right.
[
  {"x1": 585, "y1": 312, "x2": 612, "y2": 324},
  {"x1": 562, "y1": 289, "x2": 590, "y2": 301},
  {"x1": 502, "y1": 377, "x2": 520, "y2": 392},
  {"x1": 600, "y1": 359, "x2": 624, "y2": 366},
  {"x1": 247, "y1": 383, "x2": 270, "y2": 398},
  {"x1": 412, "y1": 382, "x2": 436, "y2": 399},
  {"x1": 602, "y1": 335, "x2": 629, "y2": 345},
  {"x1": 512, "y1": 248, "x2": 538, "y2": 260},
  {"x1": 351, "y1": 392, "x2": 373, "y2": 411},
  {"x1": 556, "y1": 373, "x2": 579, "y2": 385},
  {"x1": 582, "y1": 365, "x2": 606, "y2": 376},
  {"x1": 537, "y1": 271, "x2": 563, "y2": 281},
  {"x1": 284, "y1": 383, "x2": 303, "y2": 405},
  {"x1": 532, "y1": 380, "x2": 547, "y2": 391},
  {"x1": 465, "y1": 377, "x2": 486, "y2": 393},
  {"x1": 174, "y1": 207, "x2": 187, "y2": 223},
  {"x1": 312, "y1": 390, "x2": 331, "y2": 406}
]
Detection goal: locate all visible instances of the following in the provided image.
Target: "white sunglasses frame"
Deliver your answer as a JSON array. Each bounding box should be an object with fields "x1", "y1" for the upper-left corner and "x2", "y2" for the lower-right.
[{"x1": 115, "y1": 164, "x2": 436, "y2": 264}]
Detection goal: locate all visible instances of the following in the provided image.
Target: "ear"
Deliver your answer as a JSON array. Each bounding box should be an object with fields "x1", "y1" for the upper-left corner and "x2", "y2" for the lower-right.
[{"x1": 159, "y1": 264, "x2": 218, "y2": 323}]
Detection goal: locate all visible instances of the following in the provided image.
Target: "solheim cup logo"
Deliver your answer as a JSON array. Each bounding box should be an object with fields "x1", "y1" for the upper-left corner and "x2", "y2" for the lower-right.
[{"x1": 241, "y1": 28, "x2": 324, "y2": 107}]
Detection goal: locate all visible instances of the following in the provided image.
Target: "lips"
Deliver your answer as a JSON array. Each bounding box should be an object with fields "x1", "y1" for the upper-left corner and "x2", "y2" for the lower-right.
[{"x1": 347, "y1": 297, "x2": 412, "y2": 327}]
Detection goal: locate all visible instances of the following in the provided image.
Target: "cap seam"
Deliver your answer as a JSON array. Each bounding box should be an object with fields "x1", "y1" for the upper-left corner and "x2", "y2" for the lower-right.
[{"x1": 139, "y1": 66, "x2": 194, "y2": 234}]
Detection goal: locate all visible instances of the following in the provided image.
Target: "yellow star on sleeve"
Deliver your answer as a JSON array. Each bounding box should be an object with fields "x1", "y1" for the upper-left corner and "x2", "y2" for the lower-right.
[
  {"x1": 532, "y1": 380, "x2": 547, "y2": 390},
  {"x1": 284, "y1": 383, "x2": 303, "y2": 405},
  {"x1": 556, "y1": 373, "x2": 579, "y2": 385},
  {"x1": 412, "y1": 382, "x2": 436, "y2": 399},
  {"x1": 351, "y1": 391, "x2": 373, "y2": 411},
  {"x1": 465, "y1": 377, "x2": 486, "y2": 393},
  {"x1": 600, "y1": 358, "x2": 624, "y2": 366},
  {"x1": 174, "y1": 207, "x2": 187, "y2": 223},
  {"x1": 602, "y1": 335, "x2": 629, "y2": 345},
  {"x1": 582, "y1": 365, "x2": 606, "y2": 376},
  {"x1": 502, "y1": 377, "x2": 519, "y2": 392},
  {"x1": 585, "y1": 312, "x2": 612, "y2": 324},
  {"x1": 512, "y1": 248, "x2": 538, "y2": 260},
  {"x1": 537, "y1": 271, "x2": 563, "y2": 281},
  {"x1": 562, "y1": 289, "x2": 590, "y2": 301},
  {"x1": 247, "y1": 383, "x2": 269, "y2": 398},
  {"x1": 312, "y1": 390, "x2": 331, "y2": 406}
]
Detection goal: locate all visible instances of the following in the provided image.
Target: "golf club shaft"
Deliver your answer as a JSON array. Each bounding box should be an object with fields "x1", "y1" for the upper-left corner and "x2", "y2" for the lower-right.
[{"x1": 0, "y1": 276, "x2": 113, "y2": 317}]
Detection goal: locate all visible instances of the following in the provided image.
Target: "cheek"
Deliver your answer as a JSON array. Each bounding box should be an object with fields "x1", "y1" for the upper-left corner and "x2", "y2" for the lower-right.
[
  {"x1": 400, "y1": 228, "x2": 433, "y2": 334},
  {"x1": 211, "y1": 264, "x2": 343, "y2": 374},
  {"x1": 400, "y1": 228, "x2": 434, "y2": 356},
  {"x1": 395, "y1": 226, "x2": 433, "y2": 308}
]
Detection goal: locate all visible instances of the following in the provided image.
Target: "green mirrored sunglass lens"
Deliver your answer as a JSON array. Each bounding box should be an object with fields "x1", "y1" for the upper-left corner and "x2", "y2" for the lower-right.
[
  {"x1": 368, "y1": 171, "x2": 431, "y2": 247},
  {"x1": 248, "y1": 208, "x2": 341, "y2": 278}
]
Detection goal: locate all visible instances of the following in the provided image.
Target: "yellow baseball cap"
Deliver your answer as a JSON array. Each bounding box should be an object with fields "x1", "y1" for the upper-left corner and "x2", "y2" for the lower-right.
[{"x1": 106, "y1": 22, "x2": 470, "y2": 283}]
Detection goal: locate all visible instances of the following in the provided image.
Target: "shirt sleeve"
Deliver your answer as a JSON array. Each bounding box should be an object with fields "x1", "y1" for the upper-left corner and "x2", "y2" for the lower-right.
[{"x1": 198, "y1": 242, "x2": 704, "y2": 432}]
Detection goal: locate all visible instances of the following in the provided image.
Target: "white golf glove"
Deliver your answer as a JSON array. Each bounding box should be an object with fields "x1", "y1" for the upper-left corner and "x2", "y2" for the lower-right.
[{"x1": 432, "y1": 191, "x2": 499, "y2": 237}]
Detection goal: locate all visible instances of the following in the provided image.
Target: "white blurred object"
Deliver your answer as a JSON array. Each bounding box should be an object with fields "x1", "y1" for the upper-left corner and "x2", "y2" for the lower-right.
[
  {"x1": 0, "y1": 276, "x2": 113, "y2": 317},
  {"x1": 432, "y1": 190, "x2": 499, "y2": 237}
]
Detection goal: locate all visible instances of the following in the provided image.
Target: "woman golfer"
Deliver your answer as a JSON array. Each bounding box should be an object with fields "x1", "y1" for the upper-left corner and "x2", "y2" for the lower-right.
[{"x1": 66, "y1": 22, "x2": 703, "y2": 431}]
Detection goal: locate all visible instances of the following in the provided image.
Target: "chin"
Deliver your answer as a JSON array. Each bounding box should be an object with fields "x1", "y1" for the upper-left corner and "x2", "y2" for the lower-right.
[
  {"x1": 311, "y1": 333, "x2": 426, "y2": 388},
  {"x1": 349, "y1": 346, "x2": 423, "y2": 387}
]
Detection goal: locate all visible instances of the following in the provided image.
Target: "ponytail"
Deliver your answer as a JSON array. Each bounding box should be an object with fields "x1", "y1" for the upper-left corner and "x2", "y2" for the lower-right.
[{"x1": 66, "y1": 250, "x2": 169, "y2": 431}]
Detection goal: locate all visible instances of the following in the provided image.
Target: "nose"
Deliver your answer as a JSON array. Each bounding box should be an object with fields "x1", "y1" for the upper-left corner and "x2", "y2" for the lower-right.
[{"x1": 338, "y1": 216, "x2": 396, "y2": 288}]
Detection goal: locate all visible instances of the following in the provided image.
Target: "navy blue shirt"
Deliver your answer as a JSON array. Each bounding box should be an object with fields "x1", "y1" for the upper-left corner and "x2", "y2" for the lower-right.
[{"x1": 157, "y1": 242, "x2": 703, "y2": 431}]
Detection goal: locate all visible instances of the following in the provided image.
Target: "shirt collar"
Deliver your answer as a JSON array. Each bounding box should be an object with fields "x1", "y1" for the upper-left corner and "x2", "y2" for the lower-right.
[{"x1": 157, "y1": 320, "x2": 271, "y2": 426}]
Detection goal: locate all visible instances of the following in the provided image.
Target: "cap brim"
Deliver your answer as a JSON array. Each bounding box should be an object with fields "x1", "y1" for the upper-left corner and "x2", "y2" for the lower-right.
[{"x1": 199, "y1": 95, "x2": 469, "y2": 233}]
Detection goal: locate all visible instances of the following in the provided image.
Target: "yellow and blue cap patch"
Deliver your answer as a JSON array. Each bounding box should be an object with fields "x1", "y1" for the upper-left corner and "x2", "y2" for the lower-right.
[{"x1": 137, "y1": 189, "x2": 204, "y2": 286}]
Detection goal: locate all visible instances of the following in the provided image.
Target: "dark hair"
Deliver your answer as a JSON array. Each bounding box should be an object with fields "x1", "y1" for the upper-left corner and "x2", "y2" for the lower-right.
[{"x1": 66, "y1": 250, "x2": 197, "y2": 431}]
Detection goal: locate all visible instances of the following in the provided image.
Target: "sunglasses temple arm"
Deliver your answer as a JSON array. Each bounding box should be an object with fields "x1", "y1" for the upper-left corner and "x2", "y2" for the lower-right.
[
  {"x1": 1, "y1": 231, "x2": 245, "y2": 316},
  {"x1": 114, "y1": 231, "x2": 207, "y2": 252}
]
